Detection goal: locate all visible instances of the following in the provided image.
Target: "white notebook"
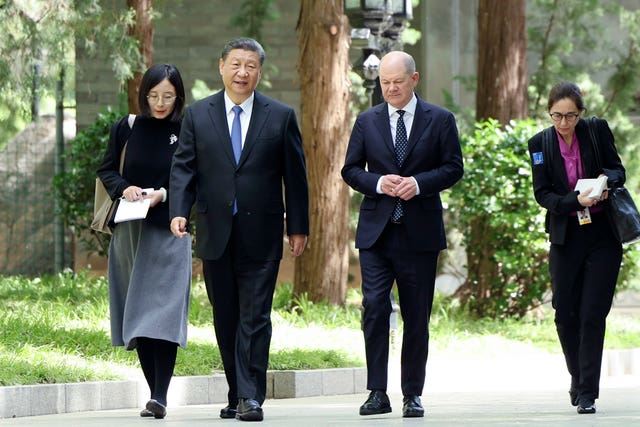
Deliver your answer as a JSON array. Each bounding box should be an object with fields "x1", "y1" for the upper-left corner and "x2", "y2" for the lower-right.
[
  {"x1": 574, "y1": 176, "x2": 608, "y2": 199},
  {"x1": 114, "y1": 188, "x2": 154, "y2": 223}
]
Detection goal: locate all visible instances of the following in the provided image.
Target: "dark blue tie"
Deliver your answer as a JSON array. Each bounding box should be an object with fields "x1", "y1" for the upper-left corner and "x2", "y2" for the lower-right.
[
  {"x1": 231, "y1": 105, "x2": 243, "y2": 214},
  {"x1": 392, "y1": 110, "x2": 407, "y2": 222}
]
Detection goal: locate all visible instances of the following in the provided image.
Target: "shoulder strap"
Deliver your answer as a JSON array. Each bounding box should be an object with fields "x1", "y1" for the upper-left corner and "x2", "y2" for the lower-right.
[
  {"x1": 119, "y1": 114, "x2": 136, "y2": 174},
  {"x1": 542, "y1": 127, "x2": 554, "y2": 177},
  {"x1": 586, "y1": 116, "x2": 602, "y2": 170}
]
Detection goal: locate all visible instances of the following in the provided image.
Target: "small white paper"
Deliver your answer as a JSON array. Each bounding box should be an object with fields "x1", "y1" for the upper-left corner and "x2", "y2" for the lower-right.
[
  {"x1": 114, "y1": 188, "x2": 153, "y2": 223},
  {"x1": 574, "y1": 176, "x2": 608, "y2": 199}
]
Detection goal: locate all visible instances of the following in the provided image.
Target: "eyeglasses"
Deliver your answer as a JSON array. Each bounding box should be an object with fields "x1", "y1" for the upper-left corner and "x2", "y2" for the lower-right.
[
  {"x1": 146, "y1": 94, "x2": 177, "y2": 104},
  {"x1": 550, "y1": 112, "x2": 580, "y2": 123}
]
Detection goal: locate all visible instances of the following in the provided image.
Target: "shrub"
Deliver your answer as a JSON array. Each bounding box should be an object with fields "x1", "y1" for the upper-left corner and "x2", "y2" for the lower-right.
[
  {"x1": 448, "y1": 119, "x2": 551, "y2": 318},
  {"x1": 53, "y1": 108, "x2": 125, "y2": 256}
]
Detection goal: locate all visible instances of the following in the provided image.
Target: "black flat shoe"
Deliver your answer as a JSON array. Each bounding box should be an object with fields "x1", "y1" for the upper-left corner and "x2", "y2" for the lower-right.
[
  {"x1": 359, "y1": 390, "x2": 391, "y2": 416},
  {"x1": 577, "y1": 399, "x2": 596, "y2": 414},
  {"x1": 402, "y1": 395, "x2": 424, "y2": 418},
  {"x1": 236, "y1": 398, "x2": 263, "y2": 422},
  {"x1": 220, "y1": 404, "x2": 237, "y2": 419},
  {"x1": 146, "y1": 399, "x2": 167, "y2": 419}
]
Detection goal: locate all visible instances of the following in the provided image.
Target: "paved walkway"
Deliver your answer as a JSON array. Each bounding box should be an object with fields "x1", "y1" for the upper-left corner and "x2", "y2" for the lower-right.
[
  {"x1": 2, "y1": 296, "x2": 638, "y2": 425},
  {"x1": 1, "y1": 351, "x2": 639, "y2": 427},
  {"x1": 1, "y1": 380, "x2": 639, "y2": 426}
]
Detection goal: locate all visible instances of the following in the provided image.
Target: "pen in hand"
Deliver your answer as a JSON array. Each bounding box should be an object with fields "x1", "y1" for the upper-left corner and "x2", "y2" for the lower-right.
[{"x1": 120, "y1": 192, "x2": 147, "y2": 201}]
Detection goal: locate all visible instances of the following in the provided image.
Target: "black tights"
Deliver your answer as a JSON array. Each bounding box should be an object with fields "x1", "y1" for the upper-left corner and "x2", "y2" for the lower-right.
[{"x1": 135, "y1": 337, "x2": 178, "y2": 406}]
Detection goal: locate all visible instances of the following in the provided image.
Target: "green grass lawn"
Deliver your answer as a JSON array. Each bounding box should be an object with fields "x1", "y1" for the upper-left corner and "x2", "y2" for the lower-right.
[{"x1": 1, "y1": 272, "x2": 639, "y2": 386}]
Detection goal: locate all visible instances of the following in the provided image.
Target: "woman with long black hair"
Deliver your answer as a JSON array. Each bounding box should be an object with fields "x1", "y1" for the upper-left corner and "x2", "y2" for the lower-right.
[{"x1": 97, "y1": 64, "x2": 191, "y2": 419}]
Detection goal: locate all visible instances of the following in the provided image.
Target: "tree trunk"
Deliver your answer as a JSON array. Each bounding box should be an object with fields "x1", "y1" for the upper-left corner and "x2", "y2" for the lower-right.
[
  {"x1": 126, "y1": 0, "x2": 154, "y2": 114},
  {"x1": 294, "y1": 0, "x2": 351, "y2": 304},
  {"x1": 476, "y1": 0, "x2": 528, "y2": 123},
  {"x1": 454, "y1": 215, "x2": 499, "y2": 317},
  {"x1": 457, "y1": 0, "x2": 528, "y2": 315}
]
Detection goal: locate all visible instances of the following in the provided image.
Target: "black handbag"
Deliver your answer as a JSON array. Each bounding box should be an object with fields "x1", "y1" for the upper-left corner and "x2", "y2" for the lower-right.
[{"x1": 587, "y1": 117, "x2": 640, "y2": 244}]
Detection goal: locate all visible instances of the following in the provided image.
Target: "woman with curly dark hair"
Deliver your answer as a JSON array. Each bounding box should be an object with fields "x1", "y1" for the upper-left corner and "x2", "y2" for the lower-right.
[{"x1": 528, "y1": 81, "x2": 625, "y2": 414}]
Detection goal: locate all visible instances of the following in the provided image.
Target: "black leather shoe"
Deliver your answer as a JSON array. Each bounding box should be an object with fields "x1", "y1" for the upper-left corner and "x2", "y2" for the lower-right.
[
  {"x1": 145, "y1": 399, "x2": 167, "y2": 419},
  {"x1": 402, "y1": 395, "x2": 424, "y2": 418},
  {"x1": 236, "y1": 398, "x2": 263, "y2": 422},
  {"x1": 220, "y1": 404, "x2": 237, "y2": 419},
  {"x1": 359, "y1": 390, "x2": 391, "y2": 416},
  {"x1": 577, "y1": 399, "x2": 596, "y2": 414},
  {"x1": 139, "y1": 408, "x2": 154, "y2": 417}
]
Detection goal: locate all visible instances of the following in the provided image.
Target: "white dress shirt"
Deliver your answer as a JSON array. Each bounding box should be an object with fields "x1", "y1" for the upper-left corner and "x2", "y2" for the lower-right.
[
  {"x1": 376, "y1": 94, "x2": 420, "y2": 195},
  {"x1": 224, "y1": 92, "x2": 254, "y2": 149}
]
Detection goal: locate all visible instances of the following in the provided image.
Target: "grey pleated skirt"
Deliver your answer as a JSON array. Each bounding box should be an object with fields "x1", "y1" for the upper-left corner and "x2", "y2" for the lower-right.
[{"x1": 108, "y1": 220, "x2": 191, "y2": 350}]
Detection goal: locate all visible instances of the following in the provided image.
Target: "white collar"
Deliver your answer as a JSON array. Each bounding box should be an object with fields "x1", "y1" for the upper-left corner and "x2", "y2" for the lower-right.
[
  {"x1": 224, "y1": 92, "x2": 255, "y2": 115},
  {"x1": 387, "y1": 94, "x2": 417, "y2": 117}
]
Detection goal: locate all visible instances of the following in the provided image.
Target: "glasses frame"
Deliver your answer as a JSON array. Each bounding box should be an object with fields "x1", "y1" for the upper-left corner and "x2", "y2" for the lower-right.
[
  {"x1": 146, "y1": 93, "x2": 177, "y2": 105},
  {"x1": 549, "y1": 112, "x2": 581, "y2": 123}
]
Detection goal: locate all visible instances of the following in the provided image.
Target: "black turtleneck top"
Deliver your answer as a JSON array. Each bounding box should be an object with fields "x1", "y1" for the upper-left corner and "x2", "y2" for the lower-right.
[{"x1": 97, "y1": 115, "x2": 181, "y2": 229}]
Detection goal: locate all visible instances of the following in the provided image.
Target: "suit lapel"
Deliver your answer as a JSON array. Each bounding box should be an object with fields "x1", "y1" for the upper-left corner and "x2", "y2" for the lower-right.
[
  {"x1": 373, "y1": 103, "x2": 395, "y2": 158},
  {"x1": 207, "y1": 92, "x2": 237, "y2": 167},
  {"x1": 240, "y1": 91, "x2": 270, "y2": 167},
  {"x1": 550, "y1": 129, "x2": 570, "y2": 191},
  {"x1": 373, "y1": 96, "x2": 433, "y2": 167},
  {"x1": 576, "y1": 120, "x2": 597, "y2": 176},
  {"x1": 405, "y1": 97, "x2": 432, "y2": 159}
]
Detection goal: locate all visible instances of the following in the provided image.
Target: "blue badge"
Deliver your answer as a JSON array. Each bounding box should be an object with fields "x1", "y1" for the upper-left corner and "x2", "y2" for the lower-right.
[{"x1": 532, "y1": 152, "x2": 544, "y2": 165}]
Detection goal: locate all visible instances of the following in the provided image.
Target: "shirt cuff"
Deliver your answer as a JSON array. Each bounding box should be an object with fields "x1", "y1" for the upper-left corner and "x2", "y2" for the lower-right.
[{"x1": 376, "y1": 177, "x2": 384, "y2": 194}]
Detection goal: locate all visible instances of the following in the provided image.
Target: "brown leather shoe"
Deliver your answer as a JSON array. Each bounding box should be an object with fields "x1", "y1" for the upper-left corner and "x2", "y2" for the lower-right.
[{"x1": 359, "y1": 390, "x2": 392, "y2": 416}]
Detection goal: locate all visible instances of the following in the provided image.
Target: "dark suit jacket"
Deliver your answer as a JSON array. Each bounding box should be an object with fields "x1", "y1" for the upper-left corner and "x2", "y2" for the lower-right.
[
  {"x1": 528, "y1": 118, "x2": 625, "y2": 245},
  {"x1": 170, "y1": 90, "x2": 309, "y2": 261},
  {"x1": 341, "y1": 95, "x2": 464, "y2": 252}
]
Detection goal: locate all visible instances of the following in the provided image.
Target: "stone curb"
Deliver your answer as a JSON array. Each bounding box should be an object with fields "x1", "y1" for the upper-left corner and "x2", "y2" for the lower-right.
[
  {"x1": 0, "y1": 368, "x2": 367, "y2": 419},
  {"x1": 2, "y1": 348, "x2": 640, "y2": 419}
]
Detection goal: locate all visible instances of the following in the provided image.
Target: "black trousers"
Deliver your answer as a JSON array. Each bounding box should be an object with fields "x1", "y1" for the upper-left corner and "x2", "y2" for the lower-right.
[
  {"x1": 359, "y1": 222, "x2": 438, "y2": 396},
  {"x1": 202, "y1": 216, "x2": 280, "y2": 406},
  {"x1": 549, "y1": 211, "x2": 622, "y2": 402}
]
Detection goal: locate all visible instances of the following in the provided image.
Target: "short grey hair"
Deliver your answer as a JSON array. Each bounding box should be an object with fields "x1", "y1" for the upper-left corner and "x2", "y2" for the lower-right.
[{"x1": 221, "y1": 38, "x2": 266, "y2": 65}]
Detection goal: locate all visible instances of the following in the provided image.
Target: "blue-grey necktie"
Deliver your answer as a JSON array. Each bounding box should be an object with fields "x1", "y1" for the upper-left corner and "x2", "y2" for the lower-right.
[
  {"x1": 231, "y1": 105, "x2": 243, "y2": 164},
  {"x1": 392, "y1": 110, "x2": 407, "y2": 222},
  {"x1": 231, "y1": 105, "x2": 243, "y2": 214}
]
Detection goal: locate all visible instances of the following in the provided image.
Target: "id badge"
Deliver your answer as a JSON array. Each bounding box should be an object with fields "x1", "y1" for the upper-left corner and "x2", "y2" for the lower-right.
[{"x1": 578, "y1": 207, "x2": 592, "y2": 225}]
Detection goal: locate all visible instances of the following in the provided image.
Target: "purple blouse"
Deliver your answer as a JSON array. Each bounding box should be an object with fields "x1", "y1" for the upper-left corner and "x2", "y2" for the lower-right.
[
  {"x1": 557, "y1": 129, "x2": 603, "y2": 214},
  {"x1": 557, "y1": 130, "x2": 583, "y2": 189}
]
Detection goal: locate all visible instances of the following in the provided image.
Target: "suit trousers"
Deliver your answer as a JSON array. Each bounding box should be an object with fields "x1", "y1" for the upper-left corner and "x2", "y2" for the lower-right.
[
  {"x1": 549, "y1": 210, "x2": 622, "y2": 402},
  {"x1": 202, "y1": 216, "x2": 280, "y2": 406},
  {"x1": 359, "y1": 222, "x2": 438, "y2": 396}
]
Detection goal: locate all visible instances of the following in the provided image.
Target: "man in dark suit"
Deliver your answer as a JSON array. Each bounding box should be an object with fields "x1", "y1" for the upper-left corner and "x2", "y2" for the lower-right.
[
  {"x1": 169, "y1": 38, "x2": 309, "y2": 422},
  {"x1": 342, "y1": 51, "x2": 463, "y2": 418}
]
